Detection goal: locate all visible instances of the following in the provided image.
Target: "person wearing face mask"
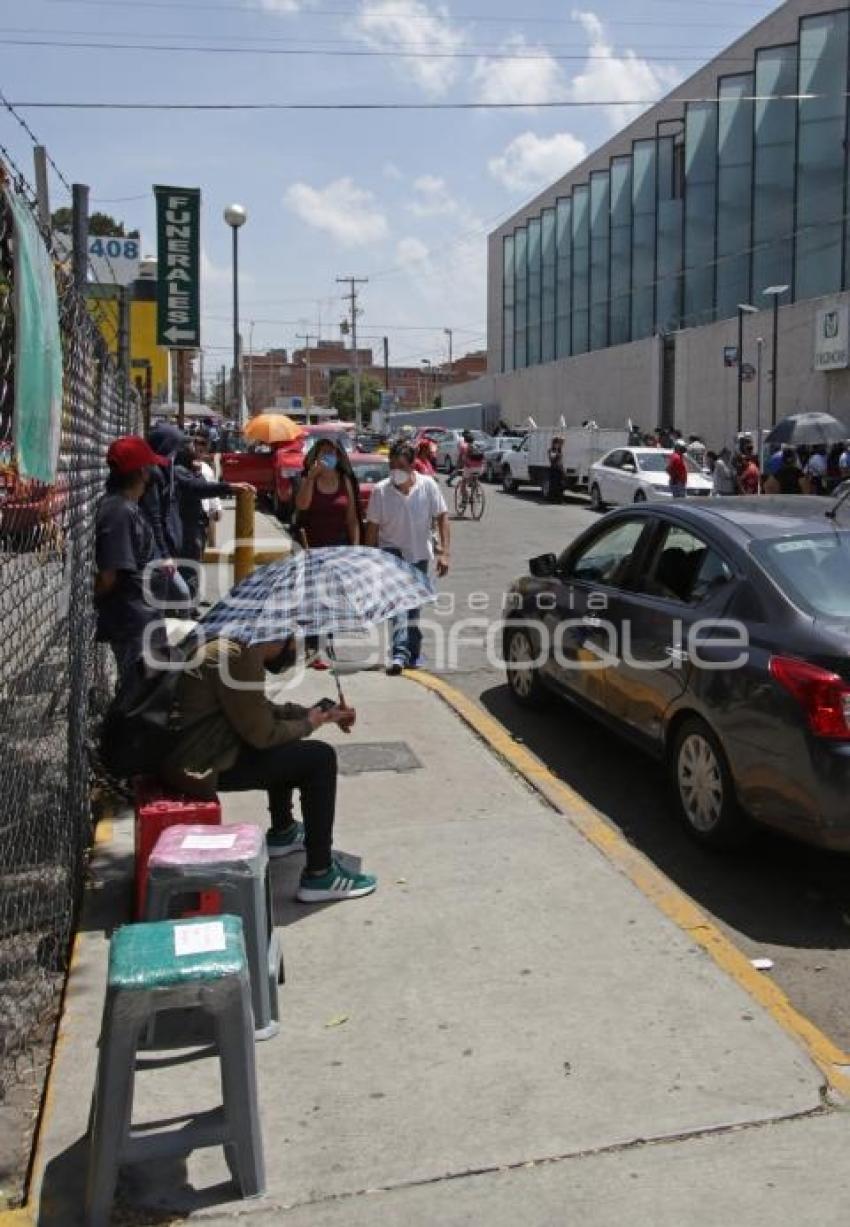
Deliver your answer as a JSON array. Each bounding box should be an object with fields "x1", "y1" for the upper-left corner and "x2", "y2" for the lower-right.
[
  {"x1": 94, "y1": 436, "x2": 169, "y2": 686},
  {"x1": 365, "y1": 441, "x2": 450, "y2": 675},
  {"x1": 294, "y1": 438, "x2": 362, "y2": 548},
  {"x1": 159, "y1": 635, "x2": 377, "y2": 901}
]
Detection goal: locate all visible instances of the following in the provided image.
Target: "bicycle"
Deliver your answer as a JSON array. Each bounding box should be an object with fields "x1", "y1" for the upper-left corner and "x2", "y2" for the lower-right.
[{"x1": 454, "y1": 469, "x2": 486, "y2": 521}]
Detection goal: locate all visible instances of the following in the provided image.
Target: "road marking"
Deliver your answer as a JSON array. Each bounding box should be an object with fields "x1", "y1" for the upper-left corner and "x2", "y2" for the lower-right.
[{"x1": 409, "y1": 669, "x2": 850, "y2": 1098}]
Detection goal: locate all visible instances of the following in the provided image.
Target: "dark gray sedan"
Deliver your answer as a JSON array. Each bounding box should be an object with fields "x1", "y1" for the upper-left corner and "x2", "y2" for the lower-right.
[{"x1": 504, "y1": 497, "x2": 850, "y2": 850}]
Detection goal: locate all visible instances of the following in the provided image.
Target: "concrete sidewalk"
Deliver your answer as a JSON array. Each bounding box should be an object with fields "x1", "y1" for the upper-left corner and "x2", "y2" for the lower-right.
[{"x1": 30, "y1": 668, "x2": 850, "y2": 1225}]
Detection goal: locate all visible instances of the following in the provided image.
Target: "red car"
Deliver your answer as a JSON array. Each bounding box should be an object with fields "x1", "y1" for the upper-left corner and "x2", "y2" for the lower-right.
[
  {"x1": 273, "y1": 450, "x2": 389, "y2": 523},
  {"x1": 222, "y1": 422, "x2": 356, "y2": 500}
]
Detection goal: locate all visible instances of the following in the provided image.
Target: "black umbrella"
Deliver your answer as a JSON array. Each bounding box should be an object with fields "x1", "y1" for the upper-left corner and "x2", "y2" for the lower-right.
[{"x1": 766, "y1": 412, "x2": 849, "y2": 447}]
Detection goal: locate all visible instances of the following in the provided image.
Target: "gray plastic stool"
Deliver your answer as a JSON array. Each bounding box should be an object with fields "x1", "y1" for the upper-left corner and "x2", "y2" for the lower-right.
[
  {"x1": 145, "y1": 823, "x2": 283, "y2": 1040},
  {"x1": 85, "y1": 915, "x2": 265, "y2": 1227}
]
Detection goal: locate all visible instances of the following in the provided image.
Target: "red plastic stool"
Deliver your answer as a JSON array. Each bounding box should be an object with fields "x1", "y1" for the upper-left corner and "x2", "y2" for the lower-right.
[{"x1": 133, "y1": 779, "x2": 223, "y2": 920}]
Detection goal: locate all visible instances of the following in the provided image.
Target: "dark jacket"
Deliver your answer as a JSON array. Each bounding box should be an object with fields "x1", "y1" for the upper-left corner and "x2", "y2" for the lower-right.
[
  {"x1": 175, "y1": 461, "x2": 233, "y2": 558},
  {"x1": 141, "y1": 425, "x2": 232, "y2": 558},
  {"x1": 159, "y1": 639, "x2": 313, "y2": 797}
]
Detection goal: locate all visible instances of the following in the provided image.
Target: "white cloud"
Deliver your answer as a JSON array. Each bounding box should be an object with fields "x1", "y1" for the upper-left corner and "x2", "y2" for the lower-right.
[
  {"x1": 407, "y1": 174, "x2": 459, "y2": 217},
  {"x1": 570, "y1": 10, "x2": 682, "y2": 129},
  {"x1": 395, "y1": 237, "x2": 431, "y2": 268},
  {"x1": 472, "y1": 34, "x2": 567, "y2": 106},
  {"x1": 284, "y1": 177, "x2": 389, "y2": 247},
  {"x1": 350, "y1": 0, "x2": 466, "y2": 96},
  {"x1": 488, "y1": 131, "x2": 588, "y2": 192},
  {"x1": 383, "y1": 162, "x2": 404, "y2": 181}
]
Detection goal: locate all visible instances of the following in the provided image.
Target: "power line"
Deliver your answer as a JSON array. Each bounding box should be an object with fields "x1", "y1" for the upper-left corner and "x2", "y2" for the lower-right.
[
  {"x1": 0, "y1": 36, "x2": 778, "y2": 65},
  {"x1": 11, "y1": 93, "x2": 837, "y2": 111}
]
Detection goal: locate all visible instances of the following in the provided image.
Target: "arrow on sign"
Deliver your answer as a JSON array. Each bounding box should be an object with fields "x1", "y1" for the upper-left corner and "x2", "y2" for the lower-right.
[{"x1": 163, "y1": 326, "x2": 197, "y2": 344}]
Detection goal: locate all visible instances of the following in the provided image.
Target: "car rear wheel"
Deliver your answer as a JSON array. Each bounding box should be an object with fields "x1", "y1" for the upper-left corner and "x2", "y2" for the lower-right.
[
  {"x1": 670, "y1": 718, "x2": 751, "y2": 849},
  {"x1": 442, "y1": 455, "x2": 454, "y2": 474},
  {"x1": 505, "y1": 626, "x2": 548, "y2": 707},
  {"x1": 633, "y1": 489, "x2": 647, "y2": 503},
  {"x1": 589, "y1": 483, "x2": 605, "y2": 511}
]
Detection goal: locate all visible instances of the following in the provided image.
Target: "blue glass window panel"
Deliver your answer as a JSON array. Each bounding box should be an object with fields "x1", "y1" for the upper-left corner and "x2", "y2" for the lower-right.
[
  {"x1": 753, "y1": 45, "x2": 797, "y2": 301},
  {"x1": 795, "y1": 12, "x2": 849, "y2": 300},
  {"x1": 555, "y1": 197, "x2": 572, "y2": 358},
  {"x1": 527, "y1": 216, "x2": 542, "y2": 366},
  {"x1": 610, "y1": 156, "x2": 632, "y2": 345},
  {"x1": 715, "y1": 74, "x2": 754, "y2": 320},
  {"x1": 656, "y1": 136, "x2": 683, "y2": 333},
  {"x1": 572, "y1": 185, "x2": 590, "y2": 355},
  {"x1": 590, "y1": 172, "x2": 611, "y2": 351},
  {"x1": 513, "y1": 226, "x2": 527, "y2": 370},
  {"x1": 502, "y1": 234, "x2": 514, "y2": 373},
  {"x1": 631, "y1": 139, "x2": 656, "y2": 340},
  {"x1": 541, "y1": 208, "x2": 556, "y2": 363},
  {"x1": 684, "y1": 103, "x2": 717, "y2": 327}
]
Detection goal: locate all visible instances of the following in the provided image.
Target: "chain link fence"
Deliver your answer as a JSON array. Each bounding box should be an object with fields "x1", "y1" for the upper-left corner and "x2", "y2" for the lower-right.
[{"x1": 0, "y1": 179, "x2": 139, "y2": 1104}]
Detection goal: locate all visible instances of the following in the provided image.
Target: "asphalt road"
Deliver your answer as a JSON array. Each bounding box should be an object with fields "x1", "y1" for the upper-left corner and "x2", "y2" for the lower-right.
[{"x1": 426, "y1": 475, "x2": 850, "y2": 1054}]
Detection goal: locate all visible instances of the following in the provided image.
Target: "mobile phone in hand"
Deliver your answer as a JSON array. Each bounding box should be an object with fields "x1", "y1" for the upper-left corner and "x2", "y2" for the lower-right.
[{"x1": 314, "y1": 697, "x2": 336, "y2": 713}]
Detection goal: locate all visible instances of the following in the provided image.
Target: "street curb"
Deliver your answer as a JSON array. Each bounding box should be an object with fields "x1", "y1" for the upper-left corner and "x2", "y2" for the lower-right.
[
  {"x1": 0, "y1": 803, "x2": 117, "y2": 1224},
  {"x1": 408, "y1": 669, "x2": 850, "y2": 1100}
]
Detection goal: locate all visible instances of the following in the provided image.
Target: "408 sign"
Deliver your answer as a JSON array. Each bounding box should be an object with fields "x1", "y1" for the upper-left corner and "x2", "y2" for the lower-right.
[{"x1": 154, "y1": 185, "x2": 201, "y2": 349}]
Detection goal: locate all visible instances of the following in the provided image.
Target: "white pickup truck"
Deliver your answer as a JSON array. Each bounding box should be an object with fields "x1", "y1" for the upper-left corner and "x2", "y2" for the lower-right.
[{"x1": 501, "y1": 427, "x2": 629, "y2": 499}]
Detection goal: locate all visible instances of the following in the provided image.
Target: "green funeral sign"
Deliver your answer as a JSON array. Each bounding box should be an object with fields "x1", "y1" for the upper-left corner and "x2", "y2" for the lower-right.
[{"x1": 154, "y1": 185, "x2": 201, "y2": 348}]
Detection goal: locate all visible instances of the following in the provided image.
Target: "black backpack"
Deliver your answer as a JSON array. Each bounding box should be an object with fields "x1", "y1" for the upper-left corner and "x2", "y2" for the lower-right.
[{"x1": 99, "y1": 647, "x2": 188, "y2": 778}]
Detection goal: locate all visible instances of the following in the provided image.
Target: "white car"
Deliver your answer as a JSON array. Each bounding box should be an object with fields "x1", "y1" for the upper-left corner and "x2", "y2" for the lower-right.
[
  {"x1": 434, "y1": 429, "x2": 493, "y2": 473},
  {"x1": 588, "y1": 447, "x2": 712, "y2": 509},
  {"x1": 482, "y1": 436, "x2": 524, "y2": 482}
]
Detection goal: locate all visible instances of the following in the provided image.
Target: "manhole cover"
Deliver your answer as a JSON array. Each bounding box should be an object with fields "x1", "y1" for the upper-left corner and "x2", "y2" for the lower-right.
[{"x1": 336, "y1": 741, "x2": 422, "y2": 776}]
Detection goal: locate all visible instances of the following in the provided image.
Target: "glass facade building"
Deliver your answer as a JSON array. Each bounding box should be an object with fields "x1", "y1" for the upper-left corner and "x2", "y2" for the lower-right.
[{"x1": 501, "y1": 6, "x2": 850, "y2": 372}]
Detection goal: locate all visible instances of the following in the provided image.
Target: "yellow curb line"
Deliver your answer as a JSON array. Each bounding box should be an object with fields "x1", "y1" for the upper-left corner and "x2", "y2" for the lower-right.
[
  {"x1": 409, "y1": 669, "x2": 850, "y2": 1099},
  {"x1": 1, "y1": 802, "x2": 118, "y2": 1223}
]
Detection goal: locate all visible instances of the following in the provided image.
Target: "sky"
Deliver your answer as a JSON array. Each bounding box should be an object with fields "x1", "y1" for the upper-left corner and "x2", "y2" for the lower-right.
[{"x1": 1, "y1": 0, "x2": 778, "y2": 376}]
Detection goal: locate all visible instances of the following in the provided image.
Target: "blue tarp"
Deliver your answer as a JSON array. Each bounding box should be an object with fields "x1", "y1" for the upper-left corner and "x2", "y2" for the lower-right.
[{"x1": 5, "y1": 187, "x2": 62, "y2": 483}]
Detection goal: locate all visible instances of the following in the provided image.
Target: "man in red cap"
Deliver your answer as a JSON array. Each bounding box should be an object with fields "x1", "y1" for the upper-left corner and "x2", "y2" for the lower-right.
[{"x1": 95, "y1": 435, "x2": 168, "y2": 685}]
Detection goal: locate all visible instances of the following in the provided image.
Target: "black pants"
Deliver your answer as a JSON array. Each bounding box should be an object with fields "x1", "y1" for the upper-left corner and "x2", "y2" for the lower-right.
[{"x1": 218, "y1": 739, "x2": 336, "y2": 872}]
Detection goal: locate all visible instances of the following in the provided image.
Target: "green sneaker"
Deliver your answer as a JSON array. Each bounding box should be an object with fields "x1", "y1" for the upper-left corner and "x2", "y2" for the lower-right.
[
  {"x1": 297, "y1": 859, "x2": 377, "y2": 903},
  {"x1": 266, "y1": 822, "x2": 305, "y2": 859}
]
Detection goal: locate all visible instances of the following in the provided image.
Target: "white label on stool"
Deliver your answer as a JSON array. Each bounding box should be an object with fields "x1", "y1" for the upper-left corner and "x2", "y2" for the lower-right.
[
  {"x1": 175, "y1": 921, "x2": 226, "y2": 957},
  {"x1": 181, "y1": 833, "x2": 238, "y2": 850}
]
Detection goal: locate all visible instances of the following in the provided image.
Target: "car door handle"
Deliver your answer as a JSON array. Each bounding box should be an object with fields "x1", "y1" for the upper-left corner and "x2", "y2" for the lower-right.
[{"x1": 664, "y1": 646, "x2": 688, "y2": 665}]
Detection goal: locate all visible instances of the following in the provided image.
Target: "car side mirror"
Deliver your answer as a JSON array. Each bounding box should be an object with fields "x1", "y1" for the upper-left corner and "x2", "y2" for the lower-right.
[{"x1": 529, "y1": 553, "x2": 557, "y2": 579}]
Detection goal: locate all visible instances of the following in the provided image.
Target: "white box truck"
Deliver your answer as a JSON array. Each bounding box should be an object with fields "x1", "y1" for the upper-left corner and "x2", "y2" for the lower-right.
[{"x1": 501, "y1": 426, "x2": 629, "y2": 499}]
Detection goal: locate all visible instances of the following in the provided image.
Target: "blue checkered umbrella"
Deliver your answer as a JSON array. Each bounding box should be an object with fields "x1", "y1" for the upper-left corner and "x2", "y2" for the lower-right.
[{"x1": 196, "y1": 547, "x2": 436, "y2": 646}]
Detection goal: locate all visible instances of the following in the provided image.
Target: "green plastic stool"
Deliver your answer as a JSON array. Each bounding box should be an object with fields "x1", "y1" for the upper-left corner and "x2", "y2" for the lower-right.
[{"x1": 85, "y1": 916, "x2": 265, "y2": 1227}]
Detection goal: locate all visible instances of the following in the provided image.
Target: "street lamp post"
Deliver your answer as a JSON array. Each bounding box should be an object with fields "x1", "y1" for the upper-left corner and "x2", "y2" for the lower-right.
[
  {"x1": 762, "y1": 285, "x2": 789, "y2": 428},
  {"x1": 224, "y1": 203, "x2": 247, "y2": 427},
  {"x1": 755, "y1": 336, "x2": 765, "y2": 484},
  {"x1": 421, "y1": 359, "x2": 432, "y2": 407},
  {"x1": 737, "y1": 304, "x2": 757, "y2": 435}
]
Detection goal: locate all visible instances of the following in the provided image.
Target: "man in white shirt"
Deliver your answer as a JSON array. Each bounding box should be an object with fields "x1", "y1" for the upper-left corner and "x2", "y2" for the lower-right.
[{"x1": 365, "y1": 441, "x2": 450, "y2": 675}]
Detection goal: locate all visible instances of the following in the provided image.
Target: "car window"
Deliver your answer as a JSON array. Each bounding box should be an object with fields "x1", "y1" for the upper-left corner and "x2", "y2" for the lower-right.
[
  {"x1": 751, "y1": 532, "x2": 850, "y2": 617},
  {"x1": 602, "y1": 450, "x2": 625, "y2": 468},
  {"x1": 621, "y1": 452, "x2": 637, "y2": 470},
  {"x1": 562, "y1": 519, "x2": 647, "y2": 588},
  {"x1": 641, "y1": 525, "x2": 733, "y2": 605},
  {"x1": 353, "y1": 462, "x2": 389, "y2": 483}
]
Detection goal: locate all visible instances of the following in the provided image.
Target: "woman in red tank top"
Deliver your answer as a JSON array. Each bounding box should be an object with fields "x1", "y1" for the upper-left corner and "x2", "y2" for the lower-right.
[{"x1": 294, "y1": 437, "x2": 361, "y2": 548}]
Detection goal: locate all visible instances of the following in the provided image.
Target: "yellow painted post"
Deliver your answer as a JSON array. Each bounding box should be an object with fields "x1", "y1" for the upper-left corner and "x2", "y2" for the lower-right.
[{"x1": 233, "y1": 487, "x2": 255, "y2": 584}]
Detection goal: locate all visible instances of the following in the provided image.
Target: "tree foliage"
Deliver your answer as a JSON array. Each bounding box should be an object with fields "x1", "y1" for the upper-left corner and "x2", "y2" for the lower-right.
[
  {"x1": 50, "y1": 208, "x2": 140, "y2": 238},
  {"x1": 329, "y1": 373, "x2": 382, "y2": 423}
]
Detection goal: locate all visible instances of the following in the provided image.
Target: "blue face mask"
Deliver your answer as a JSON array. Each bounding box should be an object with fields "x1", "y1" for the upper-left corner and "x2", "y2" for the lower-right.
[{"x1": 320, "y1": 453, "x2": 338, "y2": 471}]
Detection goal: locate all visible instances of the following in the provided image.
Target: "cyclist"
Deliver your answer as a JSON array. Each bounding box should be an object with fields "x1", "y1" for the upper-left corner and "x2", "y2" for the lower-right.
[{"x1": 453, "y1": 431, "x2": 485, "y2": 502}]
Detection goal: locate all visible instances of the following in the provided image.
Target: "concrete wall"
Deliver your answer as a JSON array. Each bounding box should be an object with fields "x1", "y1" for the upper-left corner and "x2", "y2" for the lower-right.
[{"x1": 449, "y1": 291, "x2": 850, "y2": 447}]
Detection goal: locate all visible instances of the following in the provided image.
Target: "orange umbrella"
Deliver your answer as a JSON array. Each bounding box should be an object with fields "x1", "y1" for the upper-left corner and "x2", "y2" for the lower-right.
[{"x1": 244, "y1": 413, "x2": 305, "y2": 445}]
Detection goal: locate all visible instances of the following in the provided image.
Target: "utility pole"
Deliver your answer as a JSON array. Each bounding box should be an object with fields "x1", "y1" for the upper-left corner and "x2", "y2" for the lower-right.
[
  {"x1": 199, "y1": 349, "x2": 205, "y2": 404},
  {"x1": 383, "y1": 336, "x2": 389, "y2": 391},
  {"x1": 337, "y1": 276, "x2": 368, "y2": 430},
  {"x1": 33, "y1": 146, "x2": 50, "y2": 234},
  {"x1": 444, "y1": 327, "x2": 453, "y2": 377},
  {"x1": 296, "y1": 332, "x2": 316, "y2": 425}
]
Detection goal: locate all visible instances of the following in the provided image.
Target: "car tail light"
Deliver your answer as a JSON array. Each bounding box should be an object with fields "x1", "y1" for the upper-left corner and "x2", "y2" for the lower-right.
[{"x1": 769, "y1": 656, "x2": 850, "y2": 740}]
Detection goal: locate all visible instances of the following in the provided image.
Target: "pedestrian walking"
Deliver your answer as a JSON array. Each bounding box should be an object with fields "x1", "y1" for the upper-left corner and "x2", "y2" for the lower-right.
[
  {"x1": 365, "y1": 441, "x2": 450, "y2": 675},
  {"x1": 667, "y1": 441, "x2": 689, "y2": 498},
  {"x1": 159, "y1": 635, "x2": 377, "y2": 898},
  {"x1": 765, "y1": 446, "x2": 804, "y2": 494},
  {"x1": 294, "y1": 438, "x2": 362, "y2": 548},
  {"x1": 94, "y1": 436, "x2": 167, "y2": 686},
  {"x1": 737, "y1": 450, "x2": 761, "y2": 495},
  {"x1": 803, "y1": 445, "x2": 828, "y2": 495},
  {"x1": 712, "y1": 448, "x2": 737, "y2": 496}
]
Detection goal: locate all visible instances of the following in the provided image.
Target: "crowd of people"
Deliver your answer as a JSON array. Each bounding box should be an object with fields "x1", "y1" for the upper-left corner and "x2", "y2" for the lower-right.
[{"x1": 93, "y1": 426, "x2": 456, "y2": 903}]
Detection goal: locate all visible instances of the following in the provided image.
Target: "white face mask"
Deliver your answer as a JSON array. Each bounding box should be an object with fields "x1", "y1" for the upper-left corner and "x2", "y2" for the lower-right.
[{"x1": 390, "y1": 468, "x2": 411, "y2": 487}]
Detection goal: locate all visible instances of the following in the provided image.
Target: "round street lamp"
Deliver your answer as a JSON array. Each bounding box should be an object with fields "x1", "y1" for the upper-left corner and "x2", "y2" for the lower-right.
[{"x1": 224, "y1": 204, "x2": 248, "y2": 426}]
